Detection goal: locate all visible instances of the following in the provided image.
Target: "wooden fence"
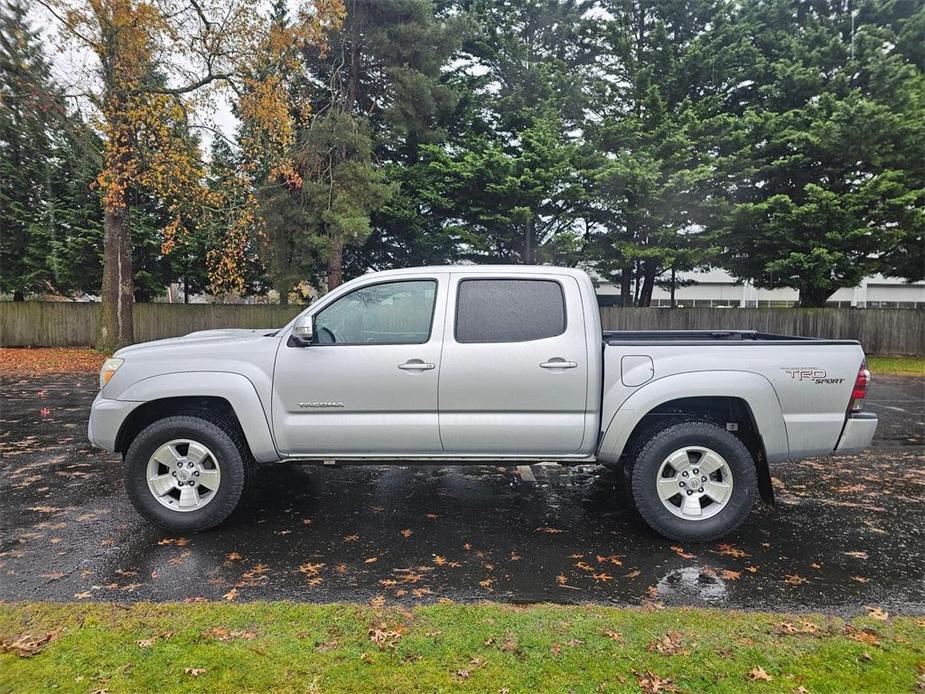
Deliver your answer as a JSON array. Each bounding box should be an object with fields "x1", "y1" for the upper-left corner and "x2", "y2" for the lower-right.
[
  {"x1": 599, "y1": 307, "x2": 924, "y2": 355},
  {"x1": 0, "y1": 303, "x2": 301, "y2": 348},
  {"x1": 0, "y1": 302, "x2": 922, "y2": 354}
]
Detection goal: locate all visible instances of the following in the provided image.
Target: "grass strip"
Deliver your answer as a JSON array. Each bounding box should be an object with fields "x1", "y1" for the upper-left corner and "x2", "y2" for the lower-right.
[
  {"x1": 866, "y1": 355, "x2": 925, "y2": 376},
  {"x1": 1, "y1": 602, "x2": 922, "y2": 692}
]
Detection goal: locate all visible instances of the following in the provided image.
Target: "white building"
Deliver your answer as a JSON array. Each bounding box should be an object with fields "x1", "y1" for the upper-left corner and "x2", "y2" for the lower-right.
[{"x1": 595, "y1": 268, "x2": 925, "y2": 308}]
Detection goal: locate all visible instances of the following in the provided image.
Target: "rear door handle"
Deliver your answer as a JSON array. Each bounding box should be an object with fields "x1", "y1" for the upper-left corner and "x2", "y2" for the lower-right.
[
  {"x1": 540, "y1": 359, "x2": 578, "y2": 370},
  {"x1": 398, "y1": 359, "x2": 435, "y2": 371}
]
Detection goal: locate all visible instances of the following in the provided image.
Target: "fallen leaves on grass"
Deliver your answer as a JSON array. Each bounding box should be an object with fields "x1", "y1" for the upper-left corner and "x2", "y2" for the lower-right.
[
  {"x1": 202, "y1": 627, "x2": 257, "y2": 642},
  {"x1": 185, "y1": 667, "x2": 207, "y2": 677},
  {"x1": 777, "y1": 620, "x2": 820, "y2": 636},
  {"x1": 646, "y1": 631, "x2": 688, "y2": 656},
  {"x1": 602, "y1": 630, "x2": 624, "y2": 642},
  {"x1": 368, "y1": 623, "x2": 406, "y2": 650},
  {"x1": 1, "y1": 631, "x2": 60, "y2": 657},
  {"x1": 843, "y1": 625, "x2": 880, "y2": 647},
  {"x1": 634, "y1": 669, "x2": 678, "y2": 692},
  {"x1": 747, "y1": 666, "x2": 773, "y2": 681},
  {"x1": 866, "y1": 606, "x2": 889, "y2": 621}
]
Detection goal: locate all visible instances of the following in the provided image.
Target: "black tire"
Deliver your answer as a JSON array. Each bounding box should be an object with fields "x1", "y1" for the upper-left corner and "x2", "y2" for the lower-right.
[
  {"x1": 630, "y1": 420, "x2": 757, "y2": 542},
  {"x1": 124, "y1": 415, "x2": 251, "y2": 532}
]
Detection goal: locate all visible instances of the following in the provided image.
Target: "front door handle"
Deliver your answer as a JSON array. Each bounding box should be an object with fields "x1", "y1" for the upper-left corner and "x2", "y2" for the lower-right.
[
  {"x1": 540, "y1": 358, "x2": 578, "y2": 370},
  {"x1": 398, "y1": 359, "x2": 435, "y2": 371}
]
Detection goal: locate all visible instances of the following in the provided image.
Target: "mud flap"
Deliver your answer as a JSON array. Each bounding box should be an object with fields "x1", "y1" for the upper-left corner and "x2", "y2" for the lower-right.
[{"x1": 755, "y1": 453, "x2": 775, "y2": 505}]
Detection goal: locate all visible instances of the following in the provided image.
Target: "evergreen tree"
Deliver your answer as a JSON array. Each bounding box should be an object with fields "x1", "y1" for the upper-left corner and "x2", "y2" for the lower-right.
[
  {"x1": 714, "y1": 0, "x2": 924, "y2": 305},
  {"x1": 0, "y1": 0, "x2": 64, "y2": 299}
]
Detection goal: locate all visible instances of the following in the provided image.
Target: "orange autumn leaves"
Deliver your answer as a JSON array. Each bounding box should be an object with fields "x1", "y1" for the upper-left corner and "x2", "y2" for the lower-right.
[
  {"x1": 0, "y1": 348, "x2": 106, "y2": 374},
  {"x1": 45, "y1": 0, "x2": 346, "y2": 297}
]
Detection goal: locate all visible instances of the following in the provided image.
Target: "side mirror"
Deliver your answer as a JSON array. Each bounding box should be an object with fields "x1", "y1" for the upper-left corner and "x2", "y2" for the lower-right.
[{"x1": 291, "y1": 314, "x2": 314, "y2": 346}]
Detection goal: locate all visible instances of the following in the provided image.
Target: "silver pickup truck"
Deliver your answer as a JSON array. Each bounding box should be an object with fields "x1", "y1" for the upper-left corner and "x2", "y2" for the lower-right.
[{"x1": 89, "y1": 265, "x2": 877, "y2": 541}]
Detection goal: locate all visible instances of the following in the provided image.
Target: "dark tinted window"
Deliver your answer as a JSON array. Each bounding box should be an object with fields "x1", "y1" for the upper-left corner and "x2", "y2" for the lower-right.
[{"x1": 455, "y1": 279, "x2": 566, "y2": 343}]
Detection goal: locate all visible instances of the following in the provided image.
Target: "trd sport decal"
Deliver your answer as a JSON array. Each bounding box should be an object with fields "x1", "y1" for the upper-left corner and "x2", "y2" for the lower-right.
[{"x1": 782, "y1": 368, "x2": 845, "y2": 384}]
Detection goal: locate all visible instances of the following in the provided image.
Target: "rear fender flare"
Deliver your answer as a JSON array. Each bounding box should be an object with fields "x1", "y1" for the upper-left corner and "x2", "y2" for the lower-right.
[{"x1": 598, "y1": 370, "x2": 790, "y2": 465}]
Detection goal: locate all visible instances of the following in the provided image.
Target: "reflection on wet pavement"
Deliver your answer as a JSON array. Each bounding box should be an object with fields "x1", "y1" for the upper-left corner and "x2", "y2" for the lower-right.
[{"x1": 1, "y1": 372, "x2": 923, "y2": 613}]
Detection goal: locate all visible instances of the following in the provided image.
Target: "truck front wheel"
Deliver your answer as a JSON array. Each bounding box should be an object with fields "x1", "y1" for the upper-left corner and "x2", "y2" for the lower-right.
[
  {"x1": 630, "y1": 421, "x2": 757, "y2": 542},
  {"x1": 124, "y1": 415, "x2": 251, "y2": 532}
]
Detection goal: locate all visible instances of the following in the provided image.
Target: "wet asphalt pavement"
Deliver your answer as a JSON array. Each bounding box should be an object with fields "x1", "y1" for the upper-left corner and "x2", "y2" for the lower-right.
[{"x1": 1, "y1": 372, "x2": 922, "y2": 613}]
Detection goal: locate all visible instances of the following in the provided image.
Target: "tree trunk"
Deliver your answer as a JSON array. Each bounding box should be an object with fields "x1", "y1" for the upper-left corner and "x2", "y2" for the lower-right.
[
  {"x1": 639, "y1": 261, "x2": 656, "y2": 307},
  {"x1": 799, "y1": 285, "x2": 834, "y2": 308},
  {"x1": 327, "y1": 236, "x2": 344, "y2": 291},
  {"x1": 278, "y1": 281, "x2": 289, "y2": 306},
  {"x1": 523, "y1": 215, "x2": 534, "y2": 264},
  {"x1": 669, "y1": 266, "x2": 676, "y2": 309},
  {"x1": 97, "y1": 205, "x2": 134, "y2": 351},
  {"x1": 12, "y1": 290, "x2": 24, "y2": 302},
  {"x1": 620, "y1": 266, "x2": 632, "y2": 307}
]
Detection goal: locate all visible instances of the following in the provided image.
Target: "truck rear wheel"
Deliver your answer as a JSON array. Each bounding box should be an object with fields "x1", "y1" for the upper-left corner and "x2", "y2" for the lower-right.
[
  {"x1": 630, "y1": 421, "x2": 757, "y2": 542},
  {"x1": 124, "y1": 415, "x2": 251, "y2": 532}
]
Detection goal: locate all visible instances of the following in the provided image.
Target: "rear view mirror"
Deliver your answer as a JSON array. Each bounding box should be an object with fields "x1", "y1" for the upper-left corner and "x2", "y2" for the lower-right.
[{"x1": 291, "y1": 314, "x2": 314, "y2": 346}]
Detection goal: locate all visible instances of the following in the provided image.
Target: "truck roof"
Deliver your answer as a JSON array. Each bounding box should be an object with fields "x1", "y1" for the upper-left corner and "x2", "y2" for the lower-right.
[{"x1": 357, "y1": 265, "x2": 591, "y2": 280}]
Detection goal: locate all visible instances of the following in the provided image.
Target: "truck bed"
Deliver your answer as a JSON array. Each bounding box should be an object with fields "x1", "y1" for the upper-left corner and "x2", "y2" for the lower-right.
[{"x1": 603, "y1": 329, "x2": 858, "y2": 345}]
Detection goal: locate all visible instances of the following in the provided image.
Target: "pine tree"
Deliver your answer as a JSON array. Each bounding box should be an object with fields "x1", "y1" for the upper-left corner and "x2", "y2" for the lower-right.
[
  {"x1": 714, "y1": 0, "x2": 924, "y2": 305},
  {"x1": 0, "y1": 0, "x2": 63, "y2": 299}
]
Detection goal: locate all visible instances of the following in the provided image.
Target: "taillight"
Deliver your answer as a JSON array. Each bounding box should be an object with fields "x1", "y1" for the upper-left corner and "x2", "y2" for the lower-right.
[{"x1": 849, "y1": 362, "x2": 870, "y2": 413}]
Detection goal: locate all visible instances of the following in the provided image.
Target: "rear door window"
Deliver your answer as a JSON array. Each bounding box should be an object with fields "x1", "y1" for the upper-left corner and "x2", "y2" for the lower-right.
[{"x1": 455, "y1": 279, "x2": 566, "y2": 343}]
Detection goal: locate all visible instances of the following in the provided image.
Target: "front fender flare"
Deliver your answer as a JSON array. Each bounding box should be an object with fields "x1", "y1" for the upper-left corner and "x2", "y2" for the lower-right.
[
  {"x1": 597, "y1": 370, "x2": 790, "y2": 465},
  {"x1": 116, "y1": 371, "x2": 278, "y2": 462}
]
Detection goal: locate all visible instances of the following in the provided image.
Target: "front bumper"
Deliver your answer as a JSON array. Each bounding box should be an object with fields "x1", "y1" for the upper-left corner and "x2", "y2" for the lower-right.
[
  {"x1": 88, "y1": 392, "x2": 142, "y2": 452},
  {"x1": 834, "y1": 412, "x2": 878, "y2": 454}
]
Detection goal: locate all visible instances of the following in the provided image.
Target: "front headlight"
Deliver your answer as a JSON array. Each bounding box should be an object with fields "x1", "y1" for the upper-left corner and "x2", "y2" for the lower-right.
[{"x1": 99, "y1": 358, "x2": 124, "y2": 389}]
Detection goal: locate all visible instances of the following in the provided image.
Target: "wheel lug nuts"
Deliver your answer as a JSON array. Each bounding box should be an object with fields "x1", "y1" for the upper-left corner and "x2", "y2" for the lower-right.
[
  {"x1": 686, "y1": 490, "x2": 693, "y2": 495},
  {"x1": 679, "y1": 481, "x2": 685, "y2": 487},
  {"x1": 188, "y1": 480, "x2": 195, "y2": 486},
  {"x1": 693, "y1": 468, "x2": 699, "y2": 474},
  {"x1": 193, "y1": 471, "x2": 200, "y2": 477},
  {"x1": 187, "y1": 462, "x2": 195, "y2": 468},
  {"x1": 682, "y1": 471, "x2": 688, "y2": 477},
  {"x1": 177, "y1": 462, "x2": 182, "y2": 468},
  {"x1": 171, "y1": 471, "x2": 177, "y2": 477},
  {"x1": 702, "y1": 476, "x2": 707, "y2": 481}
]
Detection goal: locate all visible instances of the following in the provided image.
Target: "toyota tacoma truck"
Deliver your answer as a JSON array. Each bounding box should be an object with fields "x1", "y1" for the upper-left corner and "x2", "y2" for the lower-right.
[{"x1": 88, "y1": 265, "x2": 878, "y2": 541}]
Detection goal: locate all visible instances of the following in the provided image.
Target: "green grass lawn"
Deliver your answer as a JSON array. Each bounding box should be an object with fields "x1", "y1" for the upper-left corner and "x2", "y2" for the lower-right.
[
  {"x1": 1, "y1": 603, "x2": 922, "y2": 692},
  {"x1": 866, "y1": 355, "x2": 925, "y2": 376}
]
